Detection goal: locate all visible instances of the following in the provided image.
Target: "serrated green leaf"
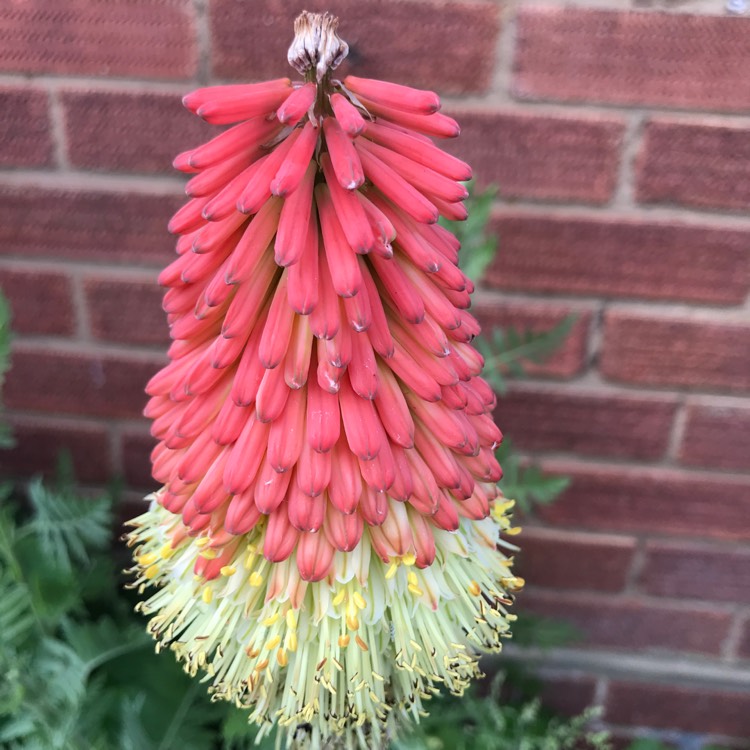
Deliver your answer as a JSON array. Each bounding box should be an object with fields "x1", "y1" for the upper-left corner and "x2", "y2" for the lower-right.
[{"x1": 25, "y1": 477, "x2": 111, "y2": 573}]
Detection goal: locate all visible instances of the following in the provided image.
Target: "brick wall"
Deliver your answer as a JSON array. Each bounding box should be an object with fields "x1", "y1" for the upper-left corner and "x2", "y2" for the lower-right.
[{"x1": 0, "y1": 1, "x2": 748, "y2": 746}]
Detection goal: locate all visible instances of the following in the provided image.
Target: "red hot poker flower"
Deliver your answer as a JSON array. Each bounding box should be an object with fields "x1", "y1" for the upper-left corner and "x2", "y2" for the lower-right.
[{"x1": 127, "y1": 11, "x2": 521, "y2": 749}]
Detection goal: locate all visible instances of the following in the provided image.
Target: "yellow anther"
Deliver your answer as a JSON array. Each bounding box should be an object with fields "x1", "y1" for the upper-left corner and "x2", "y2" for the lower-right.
[
  {"x1": 193, "y1": 574, "x2": 202, "y2": 582},
  {"x1": 287, "y1": 632, "x2": 298, "y2": 652},
  {"x1": 202, "y1": 587, "x2": 213, "y2": 604},
  {"x1": 495, "y1": 499, "x2": 516, "y2": 514},
  {"x1": 355, "y1": 635, "x2": 369, "y2": 652},
  {"x1": 505, "y1": 526, "x2": 522, "y2": 536},
  {"x1": 506, "y1": 613, "x2": 518, "y2": 622},
  {"x1": 144, "y1": 564, "x2": 159, "y2": 579},
  {"x1": 502, "y1": 576, "x2": 525, "y2": 592},
  {"x1": 408, "y1": 584, "x2": 424, "y2": 597},
  {"x1": 402, "y1": 553, "x2": 416, "y2": 566},
  {"x1": 262, "y1": 613, "x2": 280, "y2": 627},
  {"x1": 220, "y1": 565, "x2": 237, "y2": 577},
  {"x1": 248, "y1": 572, "x2": 263, "y2": 587},
  {"x1": 385, "y1": 562, "x2": 399, "y2": 579},
  {"x1": 276, "y1": 649, "x2": 288, "y2": 667},
  {"x1": 195, "y1": 537, "x2": 210, "y2": 548},
  {"x1": 338, "y1": 634, "x2": 351, "y2": 648},
  {"x1": 468, "y1": 580, "x2": 481, "y2": 597},
  {"x1": 285, "y1": 610, "x2": 297, "y2": 629},
  {"x1": 332, "y1": 589, "x2": 347, "y2": 607},
  {"x1": 346, "y1": 613, "x2": 360, "y2": 631},
  {"x1": 352, "y1": 592, "x2": 367, "y2": 610},
  {"x1": 255, "y1": 658, "x2": 269, "y2": 671},
  {"x1": 246, "y1": 644, "x2": 260, "y2": 658},
  {"x1": 243, "y1": 551, "x2": 256, "y2": 570},
  {"x1": 159, "y1": 543, "x2": 174, "y2": 560},
  {"x1": 199, "y1": 548, "x2": 218, "y2": 559},
  {"x1": 265, "y1": 635, "x2": 281, "y2": 650},
  {"x1": 137, "y1": 552, "x2": 158, "y2": 566},
  {"x1": 407, "y1": 571, "x2": 419, "y2": 587}
]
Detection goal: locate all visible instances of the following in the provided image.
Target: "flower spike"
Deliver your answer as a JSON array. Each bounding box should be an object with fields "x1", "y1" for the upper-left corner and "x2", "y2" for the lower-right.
[{"x1": 127, "y1": 10, "x2": 521, "y2": 750}]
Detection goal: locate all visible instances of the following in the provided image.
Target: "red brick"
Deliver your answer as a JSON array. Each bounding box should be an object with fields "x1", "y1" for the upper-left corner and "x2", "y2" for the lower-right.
[
  {"x1": 473, "y1": 299, "x2": 592, "y2": 379},
  {"x1": 636, "y1": 119, "x2": 750, "y2": 213},
  {"x1": 62, "y1": 89, "x2": 213, "y2": 174},
  {"x1": 0, "y1": 186, "x2": 181, "y2": 265},
  {"x1": 485, "y1": 213, "x2": 750, "y2": 305},
  {"x1": 738, "y1": 619, "x2": 750, "y2": 660},
  {"x1": 84, "y1": 274, "x2": 167, "y2": 346},
  {"x1": 538, "y1": 461, "x2": 750, "y2": 540},
  {"x1": 538, "y1": 676, "x2": 597, "y2": 717},
  {"x1": 4, "y1": 346, "x2": 163, "y2": 419},
  {"x1": 679, "y1": 400, "x2": 750, "y2": 472},
  {"x1": 210, "y1": 0, "x2": 500, "y2": 93},
  {"x1": 0, "y1": 415, "x2": 112, "y2": 484},
  {"x1": 497, "y1": 387, "x2": 677, "y2": 460},
  {"x1": 121, "y1": 430, "x2": 156, "y2": 489},
  {"x1": 605, "y1": 682, "x2": 750, "y2": 737},
  {"x1": 519, "y1": 591, "x2": 730, "y2": 656},
  {"x1": 516, "y1": 527, "x2": 636, "y2": 593},
  {"x1": 0, "y1": 87, "x2": 53, "y2": 167},
  {"x1": 0, "y1": 0, "x2": 196, "y2": 79},
  {"x1": 514, "y1": 8, "x2": 750, "y2": 112},
  {"x1": 0, "y1": 267, "x2": 75, "y2": 336},
  {"x1": 601, "y1": 310, "x2": 750, "y2": 393},
  {"x1": 445, "y1": 109, "x2": 623, "y2": 203},
  {"x1": 638, "y1": 540, "x2": 750, "y2": 605}
]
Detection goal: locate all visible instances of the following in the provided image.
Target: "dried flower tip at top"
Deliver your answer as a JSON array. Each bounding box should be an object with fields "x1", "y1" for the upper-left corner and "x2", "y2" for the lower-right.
[{"x1": 288, "y1": 10, "x2": 349, "y2": 81}]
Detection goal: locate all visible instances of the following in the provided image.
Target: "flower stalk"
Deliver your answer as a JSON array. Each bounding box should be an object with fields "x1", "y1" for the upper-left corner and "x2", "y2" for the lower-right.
[{"x1": 126, "y1": 11, "x2": 522, "y2": 749}]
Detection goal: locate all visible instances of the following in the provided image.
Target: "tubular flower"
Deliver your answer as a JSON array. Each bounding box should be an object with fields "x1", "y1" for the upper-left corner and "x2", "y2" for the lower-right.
[{"x1": 126, "y1": 11, "x2": 522, "y2": 749}]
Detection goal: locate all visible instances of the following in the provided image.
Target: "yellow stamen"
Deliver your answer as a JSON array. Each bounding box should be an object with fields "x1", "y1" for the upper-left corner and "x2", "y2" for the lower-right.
[
  {"x1": 220, "y1": 565, "x2": 236, "y2": 577},
  {"x1": 158, "y1": 543, "x2": 174, "y2": 560},
  {"x1": 144, "y1": 564, "x2": 159, "y2": 579},
  {"x1": 333, "y1": 589, "x2": 347, "y2": 607},
  {"x1": 248, "y1": 572, "x2": 263, "y2": 587},
  {"x1": 402, "y1": 553, "x2": 416, "y2": 566},
  {"x1": 355, "y1": 635, "x2": 369, "y2": 652},
  {"x1": 346, "y1": 614, "x2": 360, "y2": 631},
  {"x1": 505, "y1": 526, "x2": 523, "y2": 536},
  {"x1": 468, "y1": 580, "x2": 481, "y2": 596},
  {"x1": 286, "y1": 609, "x2": 297, "y2": 629},
  {"x1": 202, "y1": 587, "x2": 213, "y2": 604},
  {"x1": 137, "y1": 552, "x2": 157, "y2": 566},
  {"x1": 262, "y1": 613, "x2": 280, "y2": 627},
  {"x1": 276, "y1": 649, "x2": 288, "y2": 667},
  {"x1": 408, "y1": 584, "x2": 424, "y2": 597},
  {"x1": 195, "y1": 537, "x2": 210, "y2": 548},
  {"x1": 352, "y1": 592, "x2": 367, "y2": 610},
  {"x1": 266, "y1": 635, "x2": 281, "y2": 650},
  {"x1": 338, "y1": 634, "x2": 350, "y2": 648},
  {"x1": 200, "y1": 548, "x2": 218, "y2": 559}
]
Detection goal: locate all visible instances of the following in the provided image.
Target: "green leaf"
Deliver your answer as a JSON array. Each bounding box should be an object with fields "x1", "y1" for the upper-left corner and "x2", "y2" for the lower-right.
[
  {"x1": 25, "y1": 474, "x2": 112, "y2": 573},
  {"x1": 439, "y1": 181, "x2": 499, "y2": 284},
  {"x1": 496, "y1": 440, "x2": 570, "y2": 515}
]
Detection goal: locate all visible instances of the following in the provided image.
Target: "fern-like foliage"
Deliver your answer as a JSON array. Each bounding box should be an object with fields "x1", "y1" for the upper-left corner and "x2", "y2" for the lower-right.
[
  {"x1": 477, "y1": 315, "x2": 577, "y2": 396},
  {"x1": 393, "y1": 675, "x2": 611, "y2": 750}
]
